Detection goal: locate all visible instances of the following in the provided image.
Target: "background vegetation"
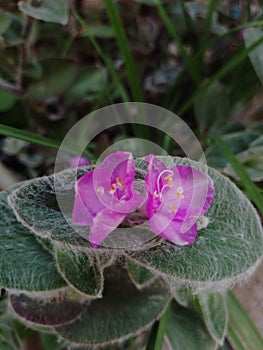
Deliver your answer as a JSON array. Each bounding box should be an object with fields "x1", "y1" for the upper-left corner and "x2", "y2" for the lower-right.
[{"x1": 0, "y1": 1, "x2": 263, "y2": 349}]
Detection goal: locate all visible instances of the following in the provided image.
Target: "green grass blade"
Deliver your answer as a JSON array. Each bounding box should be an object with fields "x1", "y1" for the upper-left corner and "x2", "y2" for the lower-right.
[
  {"x1": 177, "y1": 33, "x2": 263, "y2": 114},
  {"x1": 165, "y1": 19, "x2": 263, "y2": 111},
  {"x1": 73, "y1": 8, "x2": 129, "y2": 136},
  {"x1": 0, "y1": 124, "x2": 61, "y2": 150},
  {"x1": 156, "y1": 1, "x2": 200, "y2": 84},
  {"x1": 196, "y1": 20, "x2": 263, "y2": 65},
  {"x1": 145, "y1": 322, "x2": 159, "y2": 350},
  {"x1": 73, "y1": 8, "x2": 129, "y2": 104},
  {"x1": 228, "y1": 324, "x2": 247, "y2": 350},
  {"x1": 146, "y1": 302, "x2": 170, "y2": 350},
  {"x1": 202, "y1": 0, "x2": 218, "y2": 42},
  {"x1": 0, "y1": 124, "x2": 90, "y2": 157},
  {"x1": 103, "y1": 0, "x2": 143, "y2": 102},
  {"x1": 227, "y1": 292, "x2": 263, "y2": 350},
  {"x1": 178, "y1": 0, "x2": 197, "y2": 45},
  {"x1": 214, "y1": 136, "x2": 263, "y2": 215},
  {"x1": 197, "y1": 0, "x2": 218, "y2": 69}
]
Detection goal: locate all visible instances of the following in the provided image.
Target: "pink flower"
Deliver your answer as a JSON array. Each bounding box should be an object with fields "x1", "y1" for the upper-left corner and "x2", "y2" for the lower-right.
[
  {"x1": 69, "y1": 156, "x2": 90, "y2": 168},
  {"x1": 72, "y1": 152, "x2": 142, "y2": 248},
  {"x1": 144, "y1": 155, "x2": 214, "y2": 246}
]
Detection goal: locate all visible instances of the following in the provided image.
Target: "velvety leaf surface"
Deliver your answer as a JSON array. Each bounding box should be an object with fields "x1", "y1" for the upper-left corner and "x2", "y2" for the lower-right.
[
  {"x1": 166, "y1": 302, "x2": 216, "y2": 350},
  {"x1": 244, "y1": 28, "x2": 263, "y2": 84},
  {"x1": 18, "y1": 0, "x2": 69, "y2": 25},
  {"x1": 130, "y1": 157, "x2": 263, "y2": 289},
  {"x1": 126, "y1": 257, "x2": 155, "y2": 287},
  {"x1": 170, "y1": 285, "x2": 194, "y2": 308},
  {"x1": 55, "y1": 267, "x2": 170, "y2": 345},
  {"x1": 55, "y1": 246, "x2": 104, "y2": 297},
  {"x1": 8, "y1": 168, "x2": 92, "y2": 247},
  {"x1": 198, "y1": 292, "x2": 227, "y2": 345},
  {"x1": 171, "y1": 287, "x2": 227, "y2": 344},
  {"x1": 8, "y1": 167, "x2": 156, "y2": 250},
  {"x1": 8, "y1": 156, "x2": 263, "y2": 290},
  {"x1": 9, "y1": 290, "x2": 84, "y2": 327},
  {"x1": 0, "y1": 186, "x2": 66, "y2": 291}
]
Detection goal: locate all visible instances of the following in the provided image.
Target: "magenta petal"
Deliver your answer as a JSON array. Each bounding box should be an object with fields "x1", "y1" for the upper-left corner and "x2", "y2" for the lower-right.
[
  {"x1": 101, "y1": 151, "x2": 134, "y2": 191},
  {"x1": 72, "y1": 152, "x2": 143, "y2": 247},
  {"x1": 145, "y1": 155, "x2": 166, "y2": 217},
  {"x1": 75, "y1": 170, "x2": 105, "y2": 217},
  {"x1": 145, "y1": 155, "x2": 166, "y2": 196},
  {"x1": 162, "y1": 165, "x2": 214, "y2": 220},
  {"x1": 146, "y1": 155, "x2": 166, "y2": 174},
  {"x1": 72, "y1": 190, "x2": 93, "y2": 226},
  {"x1": 160, "y1": 220, "x2": 197, "y2": 246},
  {"x1": 92, "y1": 166, "x2": 142, "y2": 214},
  {"x1": 89, "y1": 209, "x2": 125, "y2": 248},
  {"x1": 150, "y1": 213, "x2": 197, "y2": 246},
  {"x1": 69, "y1": 156, "x2": 89, "y2": 168}
]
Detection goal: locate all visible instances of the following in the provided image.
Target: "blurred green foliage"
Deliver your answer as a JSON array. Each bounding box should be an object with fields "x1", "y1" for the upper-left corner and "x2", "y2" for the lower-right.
[{"x1": 0, "y1": 1, "x2": 263, "y2": 349}]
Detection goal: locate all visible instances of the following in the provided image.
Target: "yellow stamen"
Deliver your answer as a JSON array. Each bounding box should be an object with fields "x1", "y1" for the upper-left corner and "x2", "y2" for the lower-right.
[
  {"x1": 116, "y1": 177, "x2": 125, "y2": 189},
  {"x1": 153, "y1": 191, "x2": 159, "y2": 199},
  {"x1": 170, "y1": 205, "x2": 177, "y2": 212},
  {"x1": 175, "y1": 186, "x2": 185, "y2": 198},
  {"x1": 97, "y1": 186, "x2": 104, "y2": 196}
]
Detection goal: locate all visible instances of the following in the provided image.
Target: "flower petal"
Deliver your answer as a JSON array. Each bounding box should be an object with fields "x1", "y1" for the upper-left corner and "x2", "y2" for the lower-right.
[
  {"x1": 92, "y1": 167, "x2": 142, "y2": 214},
  {"x1": 150, "y1": 213, "x2": 197, "y2": 246},
  {"x1": 100, "y1": 151, "x2": 134, "y2": 198},
  {"x1": 69, "y1": 156, "x2": 89, "y2": 168},
  {"x1": 72, "y1": 189, "x2": 93, "y2": 226},
  {"x1": 161, "y1": 165, "x2": 214, "y2": 220},
  {"x1": 74, "y1": 170, "x2": 104, "y2": 218},
  {"x1": 89, "y1": 209, "x2": 126, "y2": 248},
  {"x1": 145, "y1": 155, "x2": 166, "y2": 217}
]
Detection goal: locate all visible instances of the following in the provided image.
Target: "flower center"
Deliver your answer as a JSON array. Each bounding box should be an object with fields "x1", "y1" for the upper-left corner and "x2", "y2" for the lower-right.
[
  {"x1": 155, "y1": 169, "x2": 174, "y2": 200},
  {"x1": 175, "y1": 186, "x2": 185, "y2": 199},
  {"x1": 97, "y1": 186, "x2": 104, "y2": 197},
  {"x1": 109, "y1": 177, "x2": 125, "y2": 195}
]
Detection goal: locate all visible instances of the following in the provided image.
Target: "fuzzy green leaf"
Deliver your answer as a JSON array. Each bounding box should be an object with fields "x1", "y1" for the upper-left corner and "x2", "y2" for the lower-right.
[
  {"x1": 0, "y1": 11, "x2": 11, "y2": 34},
  {"x1": 18, "y1": 0, "x2": 69, "y2": 25},
  {"x1": 0, "y1": 186, "x2": 66, "y2": 291},
  {"x1": 170, "y1": 285, "x2": 194, "y2": 308},
  {"x1": 244, "y1": 28, "x2": 263, "y2": 84},
  {"x1": 198, "y1": 292, "x2": 228, "y2": 345},
  {"x1": 194, "y1": 81, "x2": 230, "y2": 133},
  {"x1": 55, "y1": 246, "x2": 104, "y2": 297},
  {"x1": 130, "y1": 156, "x2": 263, "y2": 289},
  {"x1": 224, "y1": 145, "x2": 263, "y2": 182},
  {"x1": 9, "y1": 290, "x2": 84, "y2": 327},
  {"x1": 55, "y1": 267, "x2": 170, "y2": 345},
  {"x1": 0, "y1": 90, "x2": 17, "y2": 112},
  {"x1": 8, "y1": 167, "x2": 155, "y2": 250},
  {"x1": 8, "y1": 156, "x2": 263, "y2": 291},
  {"x1": 206, "y1": 130, "x2": 260, "y2": 169},
  {"x1": 165, "y1": 302, "x2": 216, "y2": 350},
  {"x1": 27, "y1": 59, "x2": 77, "y2": 100},
  {"x1": 8, "y1": 168, "x2": 92, "y2": 248},
  {"x1": 65, "y1": 67, "x2": 107, "y2": 104},
  {"x1": 126, "y1": 258, "x2": 155, "y2": 288}
]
